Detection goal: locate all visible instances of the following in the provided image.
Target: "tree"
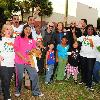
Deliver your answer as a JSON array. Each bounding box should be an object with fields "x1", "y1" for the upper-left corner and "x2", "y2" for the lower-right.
[
  {"x1": 29, "y1": 0, "x2": 53, "y2": 27},
  {"x1": 39, "y1": 0, "x2": 53, "y2": 27},
  {"x1": 29, "y1": 0, "x2": 40, "y2": 16},
  {"x1": 15, "y1": 0, "x2": 31, "y2": 21},
  {"x1": 0, "y1": 0, "x2": 19, "y2": 17}
]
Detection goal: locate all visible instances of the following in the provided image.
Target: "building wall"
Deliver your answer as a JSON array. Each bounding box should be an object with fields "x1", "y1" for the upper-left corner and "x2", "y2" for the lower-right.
[{"x1": 76, "y1": 2, "x2": 98, "y2": 27}]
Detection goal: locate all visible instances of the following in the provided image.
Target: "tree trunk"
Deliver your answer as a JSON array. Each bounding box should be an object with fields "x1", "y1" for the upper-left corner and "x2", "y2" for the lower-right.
[
  {"x1": 65, "y1": 0, "x2": 68, "y2": 27},
  {"x1": 40, "y1": 15, "x2": 43, "y2": 28},
  {"x1": 21, "y1": 8, "x2": 24, "y2": 22},
  {"x1": 32, "y1": 7, "x2": 34, "y2": 16}
]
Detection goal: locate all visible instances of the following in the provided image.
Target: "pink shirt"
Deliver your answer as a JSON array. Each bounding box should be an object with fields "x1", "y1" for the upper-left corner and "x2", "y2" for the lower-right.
[{"x1": 14, "y1": 36, "x2": 36, "y2": 64}]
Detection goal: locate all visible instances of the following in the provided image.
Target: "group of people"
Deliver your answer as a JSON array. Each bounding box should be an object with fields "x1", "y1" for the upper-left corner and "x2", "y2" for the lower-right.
[{"x1": 0, "y1": 15, "x2": 100, "y2": 100}]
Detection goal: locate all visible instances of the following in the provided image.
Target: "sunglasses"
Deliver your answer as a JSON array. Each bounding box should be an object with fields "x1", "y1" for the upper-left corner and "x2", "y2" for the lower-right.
[
  {"x1": 71, "y1": 23, "x2": 76, "y2": 25},
  {"x1": 49, "y1": 25, "x2": 53, "y2": 28}
]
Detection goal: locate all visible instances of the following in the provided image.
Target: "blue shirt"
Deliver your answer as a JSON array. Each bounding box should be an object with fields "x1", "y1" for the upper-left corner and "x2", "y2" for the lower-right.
[
  {"x1": 47, "y1": 50, "x2": 55, "y2": 65},
  {"x1": 57, "y1": 44, "x2": 69, "y2": 59}
]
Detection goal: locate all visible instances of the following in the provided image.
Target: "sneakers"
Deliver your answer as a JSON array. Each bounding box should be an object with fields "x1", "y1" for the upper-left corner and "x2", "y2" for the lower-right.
[
  {"x1": 65, "y1": 78, "x2": 69, "y2": 81},
  {"x1": 33, "y1": 93, "x2": 44, "y2": 97},
  {"x1": 15, "y1": 93, "x2": 21, "y2": 97},
  {"x1": 38, "y1": 93, "x2": 44, "y2": 97},
  {"x1": 45, "y1": 81, "x2": 51, "y2": 85},
  {"x1": 79, "y1": 81, "x2": 84, "y2": 85},
  {"x1": 8, "y1": 99, "x2": 11, "y2": 100},
  {"x1": 45, "y1": 82, "x2": 49, "y2": 84},
  {"x1": 86, "y1": 87, "x2": 94, "y2": 91},
  {"x1": 74, "y1": 80, "x2": 78, "y2": 84}
]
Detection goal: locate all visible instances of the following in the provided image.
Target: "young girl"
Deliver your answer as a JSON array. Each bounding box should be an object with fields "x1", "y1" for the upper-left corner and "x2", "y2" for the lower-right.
[
  {"x1": 45, "y1": 42, "x2": 55, "y2": 84},
  {"x1": 36, "y1": 39, "x2": 46, "y2": 75},
  {"x1": 0, "y1": 24, "x2": 15, "y2": 100},
  {"x1": 66, "y1": 41, "x2": 80, "y2": 83},
  {"x1": 56, "y1": 36, "x2": 69, "y2": 81}
]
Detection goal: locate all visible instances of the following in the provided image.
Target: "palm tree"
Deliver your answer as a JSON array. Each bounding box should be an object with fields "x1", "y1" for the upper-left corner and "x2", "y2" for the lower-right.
[
  {"x1": 38, "y1": 0, "x2": 53, "y2": 27},
  {"x1": 29, "y1": 0, "x2": 53, "y2": 27},
  {"x1": 15, "y1": 0, "x2": 31, "y2": 21},
  {"x1": 65, "y1": 0, "x2": 68, "y2": 26}
]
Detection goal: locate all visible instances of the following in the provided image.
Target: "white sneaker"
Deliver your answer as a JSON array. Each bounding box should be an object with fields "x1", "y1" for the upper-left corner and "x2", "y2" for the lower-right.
[
  {"x1": 8, "y1": 99, "x2": 11, "y2": 100},
  {"x1": 79, "y1": 82, "x2": 84, "y2": 85},
  {"x1": 39, "y1": 93, "x2": 44, "y2": 97},
  {"x1": 86, "y1": 87, "x2": 94, "y2": 91},
  {"x1": 15, "y1": 93, "x2": 20, "y2": 97},
  {"x1": 89, "y1": 87, "x2": 94, "y2": 91},
  {"x1": 45, "y1": 82, "x2": 49, "y2": 84}
]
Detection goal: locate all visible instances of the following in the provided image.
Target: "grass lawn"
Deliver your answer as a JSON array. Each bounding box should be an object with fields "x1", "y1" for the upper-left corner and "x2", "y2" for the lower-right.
[{"x1": 9, "y1": 75, "x2": 100, "y2": 100}]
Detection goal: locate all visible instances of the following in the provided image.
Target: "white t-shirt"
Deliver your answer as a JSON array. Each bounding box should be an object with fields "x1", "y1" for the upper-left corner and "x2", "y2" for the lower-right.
[
  {"x1": 0, "y1": 37, "x2": 15, "y2": 67},
  {"x1": 94, "y1": 35, "x2": 100, "y2": 62},
  {"x1": 77, "y1": 35, "x2": 98, "y2": 58},
  {"x1": 12, "y1": 25, "x2": 24, "y2": 38},
  {"x1": 31, "y1": 27, "x2": 38, "y2": 41}
]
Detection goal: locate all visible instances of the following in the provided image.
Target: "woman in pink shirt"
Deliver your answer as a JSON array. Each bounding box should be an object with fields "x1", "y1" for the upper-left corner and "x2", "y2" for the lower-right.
[{"x1": 14, "y1": 25, "x2": 43, "y2": 97}]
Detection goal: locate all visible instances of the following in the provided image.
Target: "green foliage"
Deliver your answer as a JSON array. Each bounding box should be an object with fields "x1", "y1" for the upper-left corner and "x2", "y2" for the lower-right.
[
  {"x1": 0, "y1": 0, "x2": 7, "y2": 8},
  {"x1": 0, "y1": 0, "x2": 18, "y2": 18},
  {"x1": 39, "y1": 0, "x2": 53, "y2": 17},
  {"x1": 15, "y1": 0, "x2": 31, "y2": 13},
  {"x1": 29, "y1": 0, "x2": 53, "y2": 17},
  {"x1": 0, "y1": 0, "x2": 53, "y2": 20}
]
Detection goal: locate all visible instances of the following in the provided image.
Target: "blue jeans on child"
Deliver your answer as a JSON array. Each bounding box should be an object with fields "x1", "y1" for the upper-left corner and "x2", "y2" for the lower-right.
[
  {"x1": 93, "y1": 61, "x2": 100, "y2": 82},
  {"x1": 15, "y1": 63, "x2": 41, "y2": 96},
  {"x1": 45, "y1": 64, "x2": 54, "y2": 83}
]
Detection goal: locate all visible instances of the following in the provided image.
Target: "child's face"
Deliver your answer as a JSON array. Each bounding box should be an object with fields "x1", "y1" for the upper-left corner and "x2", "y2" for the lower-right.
[
  {"x1": 49, "y1": 44, "x2": 54, "y2": 50},
  {"x1": 61, "y1": 38, "x2": 68, "y2": 45},
  {"x1": 4, "y1": 25, "x2": 13, "y2": 37},
  {"x1": 73, "y1": 42, "x2": 78, "y2": 48}
]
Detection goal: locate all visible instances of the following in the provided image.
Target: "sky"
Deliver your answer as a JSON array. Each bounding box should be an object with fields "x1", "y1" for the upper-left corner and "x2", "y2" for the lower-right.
[{"x1": 49, "y1": 0, "x2": 100, "y2": 17}]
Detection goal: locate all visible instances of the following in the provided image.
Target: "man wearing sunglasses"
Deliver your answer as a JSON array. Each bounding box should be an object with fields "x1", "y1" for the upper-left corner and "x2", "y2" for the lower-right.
[{"x1": 43, "y1": 22, "x2": 54, "y2": 47}]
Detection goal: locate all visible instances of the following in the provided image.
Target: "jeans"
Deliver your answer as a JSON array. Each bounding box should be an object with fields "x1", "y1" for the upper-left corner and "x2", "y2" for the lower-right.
[
  {"x1": 93, "y1": 61, "x2": 100, "y2": 82},
  {"x1": 15, "y1": 63, "x2": 41, "y2": 96},
  {"x1": 0, "y1": 66, "x2": 15, "y2": 100},
  {"x1": 45, "y1": 64, "x2": 54, "y2": 82}
]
